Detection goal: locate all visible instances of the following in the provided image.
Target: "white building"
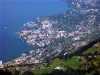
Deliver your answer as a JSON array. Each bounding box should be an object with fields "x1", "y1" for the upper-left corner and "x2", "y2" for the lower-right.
[
  {"x1": 0, "y1": 61, "x2": 2, "y2": 66},
  {"x1": 55, "y1": 66, "x2": 64, "y2": 70},
  {"x1": 22, "y1": 53, "x2": 27, "y2": 57},
  {"x1": 30, "y1": 50, "x2": 34, "y2": 54}
]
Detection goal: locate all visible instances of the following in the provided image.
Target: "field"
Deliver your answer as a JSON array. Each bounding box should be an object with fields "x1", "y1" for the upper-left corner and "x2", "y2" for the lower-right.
[{"x1": 34, "y1": 67, "x2": 54, "y2": 75}]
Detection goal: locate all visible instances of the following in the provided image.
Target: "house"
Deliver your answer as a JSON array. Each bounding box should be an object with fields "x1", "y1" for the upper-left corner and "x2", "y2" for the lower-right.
[
  {"x1": 55, "y1": 66, "x2": 64, "y2": 70},
  {"x1": 0, "y1": 61, "x2": 2, "y2": 66}
]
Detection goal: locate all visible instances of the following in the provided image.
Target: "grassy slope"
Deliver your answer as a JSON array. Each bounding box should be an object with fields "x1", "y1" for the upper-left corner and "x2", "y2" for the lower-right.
[
  {"x1": 34, "y1": 67, "x2": 54, "y2": 75},
  {"x1": 65, "y1": 56, "x2": 80, "y2": 69},
  {"x1": 83, "y1": 46, "x2": 100, "y2": 54},
  {"x1": 33, "y1": 56, "x2": 80, "y2": 74},
  {"x1": 34, "y1": 43, "x2": 100, "y2": 75}
]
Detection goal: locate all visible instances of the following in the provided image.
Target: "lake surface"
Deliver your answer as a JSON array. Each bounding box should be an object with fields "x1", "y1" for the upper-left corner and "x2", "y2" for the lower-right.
[{"x1": 0, "y1": 0, "x2": 68, "y2": 62}]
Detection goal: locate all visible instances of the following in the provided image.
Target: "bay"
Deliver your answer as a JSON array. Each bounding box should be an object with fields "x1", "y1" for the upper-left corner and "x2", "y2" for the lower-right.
[{"x1": 0, "y1": 0, "x2": 68, "y2": 62}]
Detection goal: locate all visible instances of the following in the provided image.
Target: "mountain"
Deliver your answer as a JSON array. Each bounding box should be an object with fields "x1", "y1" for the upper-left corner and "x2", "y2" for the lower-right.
[{"x1": 1, "y1": 0, "x2": 100, "y2": 75}]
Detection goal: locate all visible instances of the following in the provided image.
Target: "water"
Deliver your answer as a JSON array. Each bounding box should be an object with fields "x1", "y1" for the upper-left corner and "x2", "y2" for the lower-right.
[{"x1": 0, "y1": 0, "x2": 68, "y2": 62}]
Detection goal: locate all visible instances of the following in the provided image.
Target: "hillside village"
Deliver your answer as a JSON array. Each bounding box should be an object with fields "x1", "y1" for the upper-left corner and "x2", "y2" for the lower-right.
[{"x1": 0, "y1": 42, "x2": 100, "y2": 75}]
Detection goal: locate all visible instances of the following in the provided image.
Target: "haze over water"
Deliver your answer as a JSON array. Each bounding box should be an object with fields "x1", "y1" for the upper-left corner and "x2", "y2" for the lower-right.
[{"x1": 0, "y1": 0, "x2": 68, "y2": 62}]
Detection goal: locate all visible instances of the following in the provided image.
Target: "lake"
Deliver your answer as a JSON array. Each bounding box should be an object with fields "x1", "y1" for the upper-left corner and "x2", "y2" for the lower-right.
[{"x1": 0, "y1": 0, "x2": 68, "y2": 62}]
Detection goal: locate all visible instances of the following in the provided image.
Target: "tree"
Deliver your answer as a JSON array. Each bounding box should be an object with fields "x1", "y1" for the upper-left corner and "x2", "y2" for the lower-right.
[
  {"x1": 51, "y1": 69, "x2": 63, "y2": 75},
  {"x1": 79, "y1": 58, "x2": 82, "y2": 62},
  {"x1": 0, "y1": 69, "x2": 12, "y2": 75},
  {"x1": 21, "y1": 71, "x2": 35, "y2": 75},
  {"x1": 94, "y1": 51, "x2": 98, "y2": 55}
]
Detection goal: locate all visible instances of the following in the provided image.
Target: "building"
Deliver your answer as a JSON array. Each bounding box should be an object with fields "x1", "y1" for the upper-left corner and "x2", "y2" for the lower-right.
[
  {"x1": 55, "y1": 66, "x2": 64, "y2": 70},
  {"x1": 0, "y1": 61, "x2": 2, "y2": 66}
]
